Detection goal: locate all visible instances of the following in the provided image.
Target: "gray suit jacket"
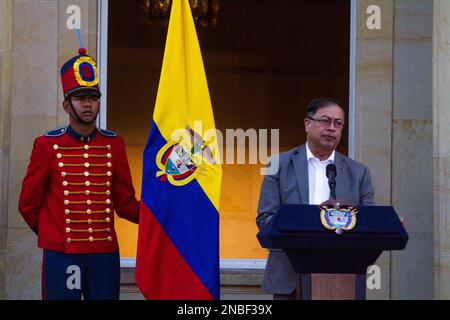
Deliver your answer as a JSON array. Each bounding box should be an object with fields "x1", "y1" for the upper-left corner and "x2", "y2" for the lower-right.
[{"x1": 256, "y1": 144, "x2": 375, "y2": 294}]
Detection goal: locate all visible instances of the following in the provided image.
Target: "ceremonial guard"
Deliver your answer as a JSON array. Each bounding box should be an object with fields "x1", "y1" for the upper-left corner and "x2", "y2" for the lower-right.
[{"x1": 18, "y1": 44, "x2": 140, "y2": 300}]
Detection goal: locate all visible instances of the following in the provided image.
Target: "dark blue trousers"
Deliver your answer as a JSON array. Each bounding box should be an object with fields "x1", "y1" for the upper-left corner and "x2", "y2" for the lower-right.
[{"x1": 42, "y1": 250, "x2": 120, "y2": 300}]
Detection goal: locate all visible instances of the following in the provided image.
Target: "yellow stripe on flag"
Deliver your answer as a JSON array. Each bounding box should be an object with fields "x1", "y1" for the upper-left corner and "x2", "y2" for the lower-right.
[{"x1": 152, "y1": 0, "x2": 222, "y2": 211}]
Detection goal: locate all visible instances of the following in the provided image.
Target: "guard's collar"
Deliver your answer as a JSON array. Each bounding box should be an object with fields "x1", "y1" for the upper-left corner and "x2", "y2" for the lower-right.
[{"x1": 67, "y1": 125, "x2": 97, "y2": 142}]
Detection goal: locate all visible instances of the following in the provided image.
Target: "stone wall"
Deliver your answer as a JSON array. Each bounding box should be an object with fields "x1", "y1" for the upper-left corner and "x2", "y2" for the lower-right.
[
  {"x1": 391, "y1": 0, "x2": 433, "y2": 299},
  {"x1": 0, "y1": 0, "x2": 13, "y2": 301},
  {"x1": 354, "y1": 0, "x2": 434, "y2": 299},
  {"x1": 1, "y1": 0, "x2": 97, "y2": 299},
  {"x1": 433, "y1": 0, "x2": 450, "y2": 300},
  {"x1": 355, "y1": 0, "x2": 394, "y2": 299}
]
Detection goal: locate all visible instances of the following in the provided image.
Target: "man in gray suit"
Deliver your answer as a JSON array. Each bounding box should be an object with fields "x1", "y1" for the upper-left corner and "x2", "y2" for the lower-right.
[{"x1": 256, "y1": 98, "x2": 375, "y2": 299}]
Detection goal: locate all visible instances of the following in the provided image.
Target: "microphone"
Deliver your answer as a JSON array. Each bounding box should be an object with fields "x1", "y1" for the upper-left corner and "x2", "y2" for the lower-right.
[{"x1": 326, "y1": 164, "x2": 337, "y2": 200}]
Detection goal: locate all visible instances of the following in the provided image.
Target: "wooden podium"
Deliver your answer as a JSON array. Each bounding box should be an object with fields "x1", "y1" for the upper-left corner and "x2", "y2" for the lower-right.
[{"x1": 257, "y1": 204, "x2": 409, "y2": 300}]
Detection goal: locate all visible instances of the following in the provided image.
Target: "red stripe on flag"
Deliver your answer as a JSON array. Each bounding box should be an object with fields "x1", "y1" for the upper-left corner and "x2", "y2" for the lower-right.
[{"x1": 135, "y1": 202, "x2": 214, "y2": 300}]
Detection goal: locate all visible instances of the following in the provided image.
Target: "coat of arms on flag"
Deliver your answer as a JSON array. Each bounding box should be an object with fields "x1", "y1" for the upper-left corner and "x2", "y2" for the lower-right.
[{"x1": 156, "y1": 125, "x2": 216, "y2": 186}]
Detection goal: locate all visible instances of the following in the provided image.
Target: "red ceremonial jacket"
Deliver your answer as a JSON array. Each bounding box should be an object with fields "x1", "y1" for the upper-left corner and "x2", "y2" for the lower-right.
[{"x1": 18, "y1": 126, "x2": 140, "y2": 254}]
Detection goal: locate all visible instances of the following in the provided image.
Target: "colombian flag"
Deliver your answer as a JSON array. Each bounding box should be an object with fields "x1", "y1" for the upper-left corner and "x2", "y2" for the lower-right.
[{"x1": 135, "y1": 0, "x2": 222, "y2": 300}]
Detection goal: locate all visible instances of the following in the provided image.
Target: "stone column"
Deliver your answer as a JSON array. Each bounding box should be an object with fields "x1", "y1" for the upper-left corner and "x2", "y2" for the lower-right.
[
  {"x1": 391, "y1": 0, "x2": 433, "y2": 299},
  {"x1": 0, "y1": 0, "x2": 13, "y2": 300},
  {"x1": 6, "y1": 0, "x2": 59, "y2": 299},
  {"x1": 433, "y1": 0, "x2": 450, "y2": 300},
  {"x1": 5, "y1": 0, "x2": 97, "y2": 299},
  {"x1": 355, "y1": 0, "x2": 394, "y2": 300}
]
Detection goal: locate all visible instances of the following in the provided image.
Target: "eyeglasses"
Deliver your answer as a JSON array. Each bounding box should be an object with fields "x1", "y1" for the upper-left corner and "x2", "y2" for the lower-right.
[{"x1": 307, "y1": 117, "x2": 344, "y2": 129}]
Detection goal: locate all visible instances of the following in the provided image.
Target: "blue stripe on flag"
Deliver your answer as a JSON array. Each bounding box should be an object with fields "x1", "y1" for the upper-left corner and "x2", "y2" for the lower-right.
[{"x1": 141, "y1": 121, "x2": 220, "y2": 299}]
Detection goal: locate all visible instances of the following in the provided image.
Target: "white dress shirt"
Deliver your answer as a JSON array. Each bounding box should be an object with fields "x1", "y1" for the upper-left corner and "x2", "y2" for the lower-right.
[{"x1": 306, "y1": 143, "x2": 335, "y2": 205}]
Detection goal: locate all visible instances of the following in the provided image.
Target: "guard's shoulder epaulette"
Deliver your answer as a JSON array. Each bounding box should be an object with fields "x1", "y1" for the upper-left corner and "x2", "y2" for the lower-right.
[
  {"x1": 98, "y1": 128, "x2": 117, "y2": 137},
  {"x1": 44, "y1": 126, "x2": 67, "y2": 137}
]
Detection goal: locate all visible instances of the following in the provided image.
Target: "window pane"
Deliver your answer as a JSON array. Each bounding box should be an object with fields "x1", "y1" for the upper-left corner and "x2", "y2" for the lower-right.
[{"x1": 108, "y1": 0, "x2": 350, "y2": 260}]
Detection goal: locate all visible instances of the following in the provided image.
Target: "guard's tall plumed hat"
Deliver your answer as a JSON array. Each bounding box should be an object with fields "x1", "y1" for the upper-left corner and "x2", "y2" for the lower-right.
[{"x1": 60, "y1": 46, "x2": 101, "y2": 98}]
